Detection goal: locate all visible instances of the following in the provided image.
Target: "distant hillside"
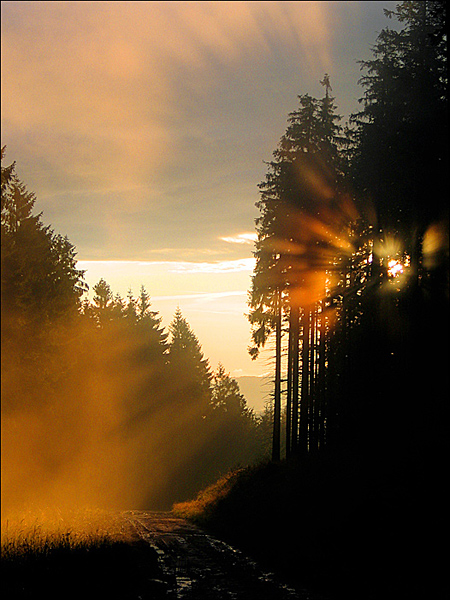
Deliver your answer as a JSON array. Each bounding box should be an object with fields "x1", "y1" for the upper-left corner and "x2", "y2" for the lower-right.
[{"x1": 235, "y1": 376, "x2": 272, "y2": 414}]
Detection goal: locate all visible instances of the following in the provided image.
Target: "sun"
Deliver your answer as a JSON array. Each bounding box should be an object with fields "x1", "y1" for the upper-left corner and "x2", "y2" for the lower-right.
[
  {"x1": 386, "y1": 254, "x2": 411, "y2": 286},
  {"x1": 387, "y1": 258, "x2": 404, "y2": 278}
]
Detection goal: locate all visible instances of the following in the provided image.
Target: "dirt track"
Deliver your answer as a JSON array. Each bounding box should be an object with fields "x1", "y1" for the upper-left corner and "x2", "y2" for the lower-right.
[{"x1": 123, "y1": 510, "x2": 318, "y2": 599}]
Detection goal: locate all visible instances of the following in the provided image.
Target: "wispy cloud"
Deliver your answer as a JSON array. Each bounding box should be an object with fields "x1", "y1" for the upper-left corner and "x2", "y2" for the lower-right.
[
  {"x1": 152, "y1": 290, "x2": 246, "y2": 302},
  {"x1": 78, "y1": 258, "x2": 255, "y2": 274},
  {"x1": 220, "y1": 232, "x2": 257, "y2": 245},
  {"x1": 1, "y1": 1, "x2": 335, "y2": 193},
  {"x1": 168, "y1": 258, "x2": 256, "y2": 274}
]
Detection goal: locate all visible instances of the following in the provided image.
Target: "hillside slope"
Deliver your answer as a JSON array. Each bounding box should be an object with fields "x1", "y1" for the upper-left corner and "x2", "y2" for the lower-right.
[{"x1": 174, "y1": 451, "x2": 445, "y2": 600}]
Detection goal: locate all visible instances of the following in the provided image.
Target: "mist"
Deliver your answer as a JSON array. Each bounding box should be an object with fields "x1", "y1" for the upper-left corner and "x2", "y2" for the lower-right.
[
  {"x1": 2, "y1": 320, "x2": 146, "y2": 517},
  {"x1": 1, "y1": 311, "x2": 261, "y2": 524}
]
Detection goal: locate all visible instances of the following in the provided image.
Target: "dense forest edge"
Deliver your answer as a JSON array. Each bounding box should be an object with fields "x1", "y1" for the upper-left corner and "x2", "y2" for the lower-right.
[
  {"x1": 176, "y1": 3, "x2": 449, "y2": 599},
  {"x1": 1, "y1": 2, "x2": 449, "y2": 599}
]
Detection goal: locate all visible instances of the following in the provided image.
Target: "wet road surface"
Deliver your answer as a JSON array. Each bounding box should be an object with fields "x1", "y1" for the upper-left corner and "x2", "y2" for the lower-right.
[{"x1": 123, "y1": 510, "x2": 318, "y2": 599}]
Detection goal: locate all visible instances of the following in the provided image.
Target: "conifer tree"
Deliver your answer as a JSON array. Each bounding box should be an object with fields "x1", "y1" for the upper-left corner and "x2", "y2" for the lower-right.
[
  {"x1": 209, "y1": 363, "x2": 260, "y2": 468},
  {"x1": 91, "y1": 278, "x2": 115, "y2": 327},
  {"x1": 133, "y1": 286, "x2": 168, "y2": 367},
  {"x1": 350, "y1": 0, "x2": 447, "y2": 276},
  {"x1": 1, "y1": 147, "x2": 85, "y2": 326},
  {"x1": 248, "y1": 78, "x2": 346, "y2": 459},
  {"x1": 211, "y1": 363, "x2": 246, "y2": 416},
  {"x1": 1, "y1": 149, "x2": 85, "y2": 413},
  {"x1": 167, "y1": 308, "x2": 212, "y2": 416},
  {"x1": 341, "y1": 0, "x2": 449, "y2": 463}
]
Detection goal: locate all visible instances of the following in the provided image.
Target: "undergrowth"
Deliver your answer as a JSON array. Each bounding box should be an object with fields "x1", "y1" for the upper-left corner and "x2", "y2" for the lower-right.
[
  {"x1": 1, "y1": 509, "x2": 165, "y2": 600},
  {"x1": 173, "y1": 468, "x2": 245, "y2": 522},
  {"x1": 172, "y1": 454, "x2": 443, "y2": 600}
]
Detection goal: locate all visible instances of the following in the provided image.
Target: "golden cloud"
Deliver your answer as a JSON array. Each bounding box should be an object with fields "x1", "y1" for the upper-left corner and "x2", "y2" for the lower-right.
[{"x1": 2, "y1": 1, "x2": 336, "y2": 194}]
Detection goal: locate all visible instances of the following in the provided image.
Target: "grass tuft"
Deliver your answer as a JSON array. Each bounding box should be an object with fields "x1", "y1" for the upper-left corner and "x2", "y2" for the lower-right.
[
  {"x1": 173, "y1": 468, "x2": 245, "y2": 522},
  {"x1": 1, "y1": 509, "x2": 165, "y2": 600}
]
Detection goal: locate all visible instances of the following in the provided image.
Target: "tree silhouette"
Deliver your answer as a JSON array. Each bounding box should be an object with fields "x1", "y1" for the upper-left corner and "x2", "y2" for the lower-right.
[
  {"x1": 1, "y1": 148, "x2": 86, "y2": 413},
  {"x1": 350, "y1": 0, "x2": 448, "y2": 277},
  {"x1": 209, "y1": 363, "x2": 261, "y2": 468},
  {"x1": 1, "y1": 147, "x2": 85, "y2": 328},
  {"x1": 167, "y1": 308, "x2": 212, "y2": 416},
  {"x1": 248, "y1": 79, "x2": 347, "y2": 459},
  {"x1": 339, "y1": 0, "x2": 449, "y2": 464}
]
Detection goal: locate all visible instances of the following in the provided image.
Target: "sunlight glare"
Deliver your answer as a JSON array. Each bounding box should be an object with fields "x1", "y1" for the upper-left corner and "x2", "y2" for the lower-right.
[{"x1": 387, "y1": 258, "x2": 404, "y2": 278}]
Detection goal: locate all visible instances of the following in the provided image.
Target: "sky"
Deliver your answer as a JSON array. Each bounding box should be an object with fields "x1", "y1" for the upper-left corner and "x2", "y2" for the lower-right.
[{"x1": 1, "y1": 0, "x2": 398, "y2": 378}]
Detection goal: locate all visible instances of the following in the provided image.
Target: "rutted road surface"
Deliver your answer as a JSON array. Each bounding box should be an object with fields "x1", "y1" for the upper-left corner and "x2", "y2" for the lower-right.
[{"x1": 123, "y1": 511, "x2": 318, "y2": 599}]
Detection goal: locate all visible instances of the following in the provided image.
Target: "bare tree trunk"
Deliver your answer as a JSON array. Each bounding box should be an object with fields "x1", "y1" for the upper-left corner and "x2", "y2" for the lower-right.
[
  {"x1": 318, "y1": 301, "x2": 327, "y2": 450},
  {"x1": 290, "y1": 303, "x2": 300, "y2": 453},
  {"x1": 272, "y1": 289, "x2": 282, "y2": 462},
  {"x1": 299, "y1": 306, "x2": 311, "y2": 454},
  {"x1": 286, "y1": 309, "x2": 293, "y2": 458}
]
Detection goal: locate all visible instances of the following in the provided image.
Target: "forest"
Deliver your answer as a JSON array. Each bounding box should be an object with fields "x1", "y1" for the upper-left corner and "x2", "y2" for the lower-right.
[
  {"x1": 247, "y1": 1, "x2": 448, "y2": 465},
  {"x1": 1, "y1": 2, "x2": 448, "y2": 598},
  {"x1": 187, "y1": 3, "x2": 448, "y2": 598},
  {"x1": 0, "y1": 187, "x2": 267, "y2": 512}
]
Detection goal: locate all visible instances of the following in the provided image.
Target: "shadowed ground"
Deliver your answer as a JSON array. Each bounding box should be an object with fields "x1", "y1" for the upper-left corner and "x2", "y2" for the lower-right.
[
  {"x1": 124, "y1": 510, "x2": 319, "y2": 599},
  {"x1": 2, "y1": 510, "x2": 321, "y2": 599}
]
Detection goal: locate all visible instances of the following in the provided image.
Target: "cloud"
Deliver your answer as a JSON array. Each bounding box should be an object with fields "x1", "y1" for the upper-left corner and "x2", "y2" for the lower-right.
[
  {"x1": 168, "y1": 258, "x2": 256, "y2": 274},
  {"x1": 2, "y1": 1, "x2": 362, "y2": 264},
  {"x1": 76, "y1": 259, "x2": 255, "y2": 304},
  {"x1": 220, "y1": 232, "x2": 257, "y2": 245},
  {"x1": 1, "y1": 1, "x2": 335, "y2": 194},
  {"x1": 151, "y1": 290, "x2": 246, "y2": 302},
  {"x1": 78, "y1": 258, "x2": 255, "y2": 274}
]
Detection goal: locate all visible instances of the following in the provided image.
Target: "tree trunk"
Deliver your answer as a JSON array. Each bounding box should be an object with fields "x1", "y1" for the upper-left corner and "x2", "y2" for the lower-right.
[
  {"x1": 272, "y1": 289, "x2": 282, "y2": 462},
  {"x1": 290, "y1": 303, "x2": 300, "y2": 453},
  {"x1": 286, "y1": 309, "x2": 293, "y2": 458},
  {"x1": 318, "y1": 301, "x2": 327, "y2": 450},
  {"x1": 310, "y1": 305, "x2": 319, "y2": 452},
  {"x1": 299, "y1": 306, "x2": 311, "y2": 454}
]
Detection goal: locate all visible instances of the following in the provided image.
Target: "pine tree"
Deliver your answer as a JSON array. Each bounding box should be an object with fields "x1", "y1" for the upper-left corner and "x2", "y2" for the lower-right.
[
  {"x1": 1, "y1": 148, "x2": 85, "y2": 326},
  {"x1": 342, "y1": 0, "x2": 449, "y2": 465},
  {"x1": 211, "y1": 363, "x2": 246, "y2": 416},
  {"x1": 92, "y1": 278, "x2": 115, "y2": 326},
  {"x1": 167, "y1": 308, "x2": 212, "y2": 416},
  {"x1": 1, "y1": 148, "x2": 86, "y2": 413},
  {"x1": 248, "y1": 78, "x2": 346, "y2": 459},
  {"x1": 133, "y1": 286, "x2": 168, "y2": 367},
  {"x1": 351, "y1": 1, "x2": 447, "y2": 277},
  {"x1": 209, "y1": 363, "x2": 260, "y2": 468}
]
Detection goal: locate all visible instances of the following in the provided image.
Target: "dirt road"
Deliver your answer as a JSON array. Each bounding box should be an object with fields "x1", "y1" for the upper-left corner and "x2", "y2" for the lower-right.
[{"x1": 123, "y1": 510, "x2": 318, "y2": 599}]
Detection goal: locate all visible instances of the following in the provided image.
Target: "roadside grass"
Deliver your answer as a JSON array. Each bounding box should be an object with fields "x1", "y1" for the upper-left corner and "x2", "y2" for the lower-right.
[
  {"x1": 173, "y1": 468, "x2": 245, "y2": 523},
  {"x1": 172, "y1": 455, "x2": 437, "y2": 600},
  {"x1": 1, "y1": 509, "x2": 166, "y2": 600}
]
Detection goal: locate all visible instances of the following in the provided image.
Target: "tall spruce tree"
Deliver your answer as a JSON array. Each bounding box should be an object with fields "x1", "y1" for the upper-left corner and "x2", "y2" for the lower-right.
[
  {"x1": 167, "y1": 308, "x2": 212, "y2": 416},
  {"x1": 209, "y1": 363, "x2": 261, "y2": 469},
  {"x1": 249, "y1": 78, "x2": 346, "y2": 459},
  {"x1": 133, "y1": 285, "x2": 168, "y2": 369},
  {"x1": 1, "y1": 149, "x2": 86, "y2": 413},
  {"x1": 1, "y1": 148, "x2": 85, "y2": 327},
  {"x1": 350, "y1": 1, "x2": 447, "y2": 278},
  {"x1": 343, "y1": 0, "x2": 449, "y2": 465}
]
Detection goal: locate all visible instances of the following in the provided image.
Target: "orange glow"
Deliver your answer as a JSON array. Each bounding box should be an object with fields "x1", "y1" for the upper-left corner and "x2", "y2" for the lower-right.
[
  {"x1": 423, "y1": 221, "x2": 449, "y2": 270},
  {"x1": 387, "y1": 258, "x2": 404, "y2": 278},
  {"x1": 267, "y1": 194, "x2": 364, "y2": 309},
  {"x1": 0, "y1": 315, "x2": 223, "y2": 523},
  {"x1": 1, "y1": 2, "x2": 336, "y2": 195}
]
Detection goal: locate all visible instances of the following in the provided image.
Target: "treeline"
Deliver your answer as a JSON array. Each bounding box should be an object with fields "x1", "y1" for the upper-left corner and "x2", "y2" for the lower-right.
[
  {"x1": 1, "y1": 155, "x2": 265, "y2": 512},
  {"x1": 2, "y1": 1, "x2": 448, "y2": 521},
  {"x1": 248, "y1": 1, "x2": 448, "y2": 466},
  {"x1": 184, "y1": 10, "x2": 448, "y2": 599}
]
